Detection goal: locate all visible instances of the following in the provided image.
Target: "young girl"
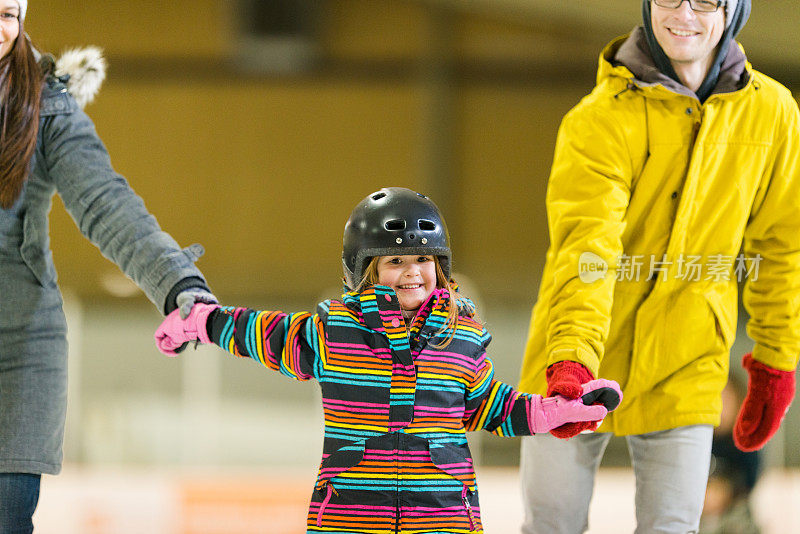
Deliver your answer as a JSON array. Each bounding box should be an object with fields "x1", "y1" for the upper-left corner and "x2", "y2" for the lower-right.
[{"x1": 155, "y1": 187, "x2": 621, "y2": 534}]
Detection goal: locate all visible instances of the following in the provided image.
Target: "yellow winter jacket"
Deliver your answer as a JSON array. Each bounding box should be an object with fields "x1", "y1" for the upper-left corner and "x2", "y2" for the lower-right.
[{"x1": 519, "y1": 32, "x2": 800, "y2": 435}]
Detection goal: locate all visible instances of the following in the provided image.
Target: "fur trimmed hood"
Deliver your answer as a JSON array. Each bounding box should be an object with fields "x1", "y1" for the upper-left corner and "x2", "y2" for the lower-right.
[{"x1": 51, "y1": 47, "x2": 107, "y2": 109}]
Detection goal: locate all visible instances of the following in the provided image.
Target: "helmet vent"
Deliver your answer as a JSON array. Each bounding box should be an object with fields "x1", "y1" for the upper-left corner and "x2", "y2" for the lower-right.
[
  {"x1": 418, "y1": 219, "x2": 436, "y2": 231},
  {"x1": 372, "y1": 192, "x2": 387, "y2": 201},
  {"x1": 385, "y1": 219, "x2": 406, "y2": 231}
]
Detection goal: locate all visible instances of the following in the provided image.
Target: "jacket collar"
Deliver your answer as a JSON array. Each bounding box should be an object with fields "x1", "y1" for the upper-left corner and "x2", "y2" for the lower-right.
[
  {"x1": 342, "y1": 285, "x2": 447, "y2": 331},
  {"x1": 342, "y1": 284, "x2": 472, "y2": 340},
  {"x1": 601, "y1": 27, "x2": 750, "y2": 100}
]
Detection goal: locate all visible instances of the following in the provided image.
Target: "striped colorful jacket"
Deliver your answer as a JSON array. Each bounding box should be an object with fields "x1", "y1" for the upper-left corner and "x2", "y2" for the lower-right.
[{"x1": 206, "y1": 284, "x2": 541, "y2": 533}]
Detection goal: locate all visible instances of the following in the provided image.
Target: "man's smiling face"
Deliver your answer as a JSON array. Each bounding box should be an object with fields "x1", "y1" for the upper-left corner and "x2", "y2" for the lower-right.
[{"x1": 651, "y1": 0, "x2": 726, "y2": 69}]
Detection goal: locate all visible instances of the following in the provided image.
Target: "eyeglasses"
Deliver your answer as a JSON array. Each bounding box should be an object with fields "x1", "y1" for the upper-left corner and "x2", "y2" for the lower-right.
[{"x1": 653, "y1": 0, "x2": 724, "y2": 13}]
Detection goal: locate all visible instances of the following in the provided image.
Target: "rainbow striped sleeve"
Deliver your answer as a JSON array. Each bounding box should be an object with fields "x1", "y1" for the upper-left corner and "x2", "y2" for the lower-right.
[
  {"x1": 463, "y1": 352, "x2": 536, "y2": 437},
  {"x1": 207, "y1": 305, "x2": 325, "y2": 381}
]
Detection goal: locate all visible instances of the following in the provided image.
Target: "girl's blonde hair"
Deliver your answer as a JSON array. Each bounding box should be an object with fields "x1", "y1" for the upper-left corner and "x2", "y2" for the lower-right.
[{"x1": 356, "y1": 255, "x2": 463, "y2": 348}]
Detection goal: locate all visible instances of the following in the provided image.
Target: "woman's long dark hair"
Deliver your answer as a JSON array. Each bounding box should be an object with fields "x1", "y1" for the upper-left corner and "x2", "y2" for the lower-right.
[{"x1": 0, "y1": 20, "x2": 44, "y2": 209}]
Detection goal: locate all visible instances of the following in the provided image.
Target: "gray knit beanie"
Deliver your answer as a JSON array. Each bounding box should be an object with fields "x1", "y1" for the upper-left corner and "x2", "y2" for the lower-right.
[{"x1": 725, "y1": 0, "x2": 738, "y2": 27}]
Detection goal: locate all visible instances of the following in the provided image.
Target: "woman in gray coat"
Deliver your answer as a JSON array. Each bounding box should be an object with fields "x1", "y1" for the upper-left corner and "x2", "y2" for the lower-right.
[{"x1": 0, "y1": 1, "x2": 215, "y2": 530}]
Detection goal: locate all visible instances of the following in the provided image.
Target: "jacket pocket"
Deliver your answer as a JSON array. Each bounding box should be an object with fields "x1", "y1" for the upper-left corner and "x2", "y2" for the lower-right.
[
  {"x1": 20, "y1": 210, "x2": 57, "y2": 287},
  {"x1": 630, "y1": 290, "x2": 730, "y2": 395},
  {"x1": 315, "y1": 444, "x2": 367, "y2": 488},
  {"x1": 429, "y1": 443, "x2": 479, "y2": 531},
  {"x1": 313, "y1": 443, "x2": 367, "y2": 527},
  {"x1": 704, "y1": 290, "x2": 736, "y2": 349}
]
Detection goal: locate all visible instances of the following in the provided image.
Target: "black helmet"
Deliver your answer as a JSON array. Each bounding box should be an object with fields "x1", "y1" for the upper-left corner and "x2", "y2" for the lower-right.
[{"x1": 342, "y1": 187, "x2": 451, "y2": 290}]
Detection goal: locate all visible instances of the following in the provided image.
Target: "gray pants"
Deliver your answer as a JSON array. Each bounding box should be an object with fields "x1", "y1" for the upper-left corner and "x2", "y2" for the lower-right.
[{"x1": 520, "y1": 425, "x2": 713, "y2": 534}]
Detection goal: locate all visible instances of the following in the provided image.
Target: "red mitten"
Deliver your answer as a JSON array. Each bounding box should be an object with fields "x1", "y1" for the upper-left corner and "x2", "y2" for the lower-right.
[
  {"x1": 546, "y1": 360, "x2": 599, "y2": 438},
  {"x1": 733, "y1": 353, "x2": 795, "y2": 452}
]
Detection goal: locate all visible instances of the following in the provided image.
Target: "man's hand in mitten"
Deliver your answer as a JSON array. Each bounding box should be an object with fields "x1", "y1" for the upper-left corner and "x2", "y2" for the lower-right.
[
  {"x1": 529, "y1": 379, "x2": 623, "y2": 434},
  {"x1": 546, "y1": 360, "x2": 600, "y2": 438},
  {"x1": 734, "y1": 353, "x2": 795, "y2": 452}
]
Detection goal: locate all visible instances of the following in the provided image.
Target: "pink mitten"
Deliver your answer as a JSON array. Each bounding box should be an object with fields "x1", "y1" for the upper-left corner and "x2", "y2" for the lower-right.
[
  {"x1": 154, "y1": 303, "x2": 219, "y2": 356},
  {"x1": 529, "y1": 379, "x2": 622, "y2": 434}
]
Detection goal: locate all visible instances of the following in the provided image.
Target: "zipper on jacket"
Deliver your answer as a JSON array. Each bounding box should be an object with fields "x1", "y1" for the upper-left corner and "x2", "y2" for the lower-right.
[
  {"x1": 461, "y1": 486, "x2": 476, "y2": 531},
  {"x1": 394, "y1": 431, "x2": 401, "y2": 533},
  {"x1": 316, "y1": 481, "x2": 338, "y2": 527},
  {"x1": 691, "y1": 120, "x2": 701, "y2": 144}
]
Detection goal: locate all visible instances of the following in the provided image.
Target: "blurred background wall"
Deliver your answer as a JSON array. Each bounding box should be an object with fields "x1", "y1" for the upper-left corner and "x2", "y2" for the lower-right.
[{"x1": 18, "y1": 0, "x2": 800, "y2": 531}]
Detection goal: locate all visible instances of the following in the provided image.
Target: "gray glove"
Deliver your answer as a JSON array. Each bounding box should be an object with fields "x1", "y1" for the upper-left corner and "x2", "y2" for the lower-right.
[{"x1": 176, "y1": 288, "x2": 218, "y2": 319}]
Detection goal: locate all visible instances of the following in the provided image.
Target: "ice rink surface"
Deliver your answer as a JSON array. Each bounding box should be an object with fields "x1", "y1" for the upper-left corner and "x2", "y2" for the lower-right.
[{"x1": 34, "y1": 466, "x2": 800, "y2": 533}]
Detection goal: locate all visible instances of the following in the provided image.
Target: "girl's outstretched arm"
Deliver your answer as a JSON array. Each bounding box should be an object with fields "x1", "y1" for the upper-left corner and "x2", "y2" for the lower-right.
[{"x1": 155, "y1": 302, "x2": 327, "y2": 381}]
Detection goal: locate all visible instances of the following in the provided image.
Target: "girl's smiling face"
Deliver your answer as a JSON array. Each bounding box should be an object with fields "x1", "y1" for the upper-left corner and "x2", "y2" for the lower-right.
[{"x1": 377, "y1": 255, "x2": 437, "y2": 315}]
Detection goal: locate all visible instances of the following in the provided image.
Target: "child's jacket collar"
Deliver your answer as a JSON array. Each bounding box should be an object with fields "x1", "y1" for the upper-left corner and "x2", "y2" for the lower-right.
[
  {"x1": 341, "y1": 284, "x2": 473, "y2": 357},
  {"x1": 342, "y1": 285, "x2": 447, "y2": 331}
]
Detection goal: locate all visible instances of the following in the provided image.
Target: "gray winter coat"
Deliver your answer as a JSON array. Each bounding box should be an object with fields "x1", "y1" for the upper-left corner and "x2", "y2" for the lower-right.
[{"x1": 0, "y1": 69, "x2": 208, "y2": 474}]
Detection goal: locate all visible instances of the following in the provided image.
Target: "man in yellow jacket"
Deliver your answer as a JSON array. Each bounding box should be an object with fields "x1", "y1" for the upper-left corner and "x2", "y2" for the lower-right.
[{"x1": 518, "y1": 1, "x2": 799, "y2": 532}]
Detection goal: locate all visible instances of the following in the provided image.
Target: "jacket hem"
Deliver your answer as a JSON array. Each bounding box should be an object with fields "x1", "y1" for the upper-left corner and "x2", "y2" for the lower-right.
[
  {"x1": 598, "y1": 412, "x2": 719, "y2": 436},
  {"x1": 547, "y1": 346, "x2": 600, "y2": 379},
  {"x1": 162, "y1": 275, "x2": 210, "y2": 315},
  {"x1": 148, "y1": 266, "x2": 208, "y2": 315},
  {"x1": 752, "y1": 343, "x2": 799, "y2": 372},
  {"x1": 0, "y1": 459, "x2": 62, "y2": 475}
]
